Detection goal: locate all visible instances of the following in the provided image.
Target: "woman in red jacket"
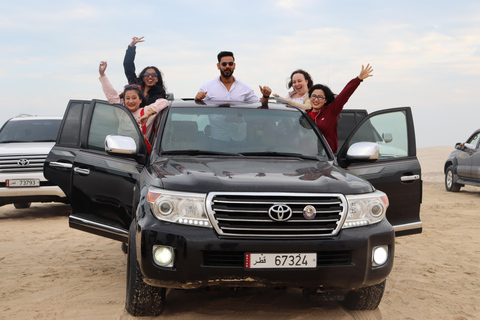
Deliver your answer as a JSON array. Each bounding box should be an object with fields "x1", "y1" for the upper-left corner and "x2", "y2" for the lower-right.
[{"x1": 307, "y1": 64, "x2": 373, "y2": 153}]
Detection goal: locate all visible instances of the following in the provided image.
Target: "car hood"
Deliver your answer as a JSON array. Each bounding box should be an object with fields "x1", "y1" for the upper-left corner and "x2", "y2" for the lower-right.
[
  {"x1": 0, "y1": 142, "x2": 55, "y2": 155},
  {"x1": 150, "y1": 157, "x2": 374, "y2": 194}
]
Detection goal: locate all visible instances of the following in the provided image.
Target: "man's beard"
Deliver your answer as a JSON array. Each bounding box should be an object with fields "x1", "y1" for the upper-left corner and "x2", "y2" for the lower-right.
[{"x1": 221, "y1": 68, "x2": 233, "y2": 78}]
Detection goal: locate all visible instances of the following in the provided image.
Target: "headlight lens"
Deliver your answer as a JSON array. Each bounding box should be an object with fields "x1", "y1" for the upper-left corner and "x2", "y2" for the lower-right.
[
  {"x1": 147, "y1": 187, "x2": 212, "y2": 228},
  {"x1": 343, "y1": 190, "x2": 389, "y2": 229}
]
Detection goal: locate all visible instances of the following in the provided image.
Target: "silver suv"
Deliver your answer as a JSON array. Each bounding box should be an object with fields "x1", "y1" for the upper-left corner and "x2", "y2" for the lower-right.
[{"x1": 0, "y1": 114, "x2": 67, "y2": 209}]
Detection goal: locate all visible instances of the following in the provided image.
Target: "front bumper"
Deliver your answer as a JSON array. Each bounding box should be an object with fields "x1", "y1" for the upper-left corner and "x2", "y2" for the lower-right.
[
  {"x1": 0, "y1": 172, "x2": 66, "y2": 206},
  {"x1": 136, "y1": 212, "x2": 395, "y2": 291}
]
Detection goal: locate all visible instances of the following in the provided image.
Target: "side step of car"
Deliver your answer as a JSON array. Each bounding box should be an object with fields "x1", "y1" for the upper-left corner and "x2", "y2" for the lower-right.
[
  {"x1": 69, "y1": 213, "x2": 129, "y2": 243},
  {"x1": 455, "y1": 178, "x2": 480, "y2": 188}
]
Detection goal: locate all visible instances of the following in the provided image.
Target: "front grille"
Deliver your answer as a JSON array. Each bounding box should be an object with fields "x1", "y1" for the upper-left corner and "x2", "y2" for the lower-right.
[
  {"x1": 203, "y1": 251, "x2": 352, "y2": 267},
  {"x1": 206, "y1": 192, "x2": 347, "y2": 238},
  {"x1": 0, "y1": 154, "x2": 48, "y2": 173}
]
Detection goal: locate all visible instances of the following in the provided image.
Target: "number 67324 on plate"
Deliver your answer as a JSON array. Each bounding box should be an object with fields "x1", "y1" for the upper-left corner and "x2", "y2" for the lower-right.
[{"x1": 245, "y1": 253, "x2": 317, "y2": 269}]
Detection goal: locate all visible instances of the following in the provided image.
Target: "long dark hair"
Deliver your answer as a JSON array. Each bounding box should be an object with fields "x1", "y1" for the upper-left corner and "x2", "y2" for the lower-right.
[
  {"x1": 122, "y1": 84, "x2": 148, "y2": 108},
  {"x1": 287, "y1": 69, "x2": 313, "y2": 90},
  {"x1": 308, "y1": 84, "x2": 336, "y2": 106},
  {"x1": 138, "y1": 66, "x2": 167, "y2": 103}
]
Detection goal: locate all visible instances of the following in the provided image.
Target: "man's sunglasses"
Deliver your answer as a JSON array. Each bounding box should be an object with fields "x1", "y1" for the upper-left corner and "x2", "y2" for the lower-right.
[{"x1": 220, "y1": 62, "x2": 234, "y2": 67}]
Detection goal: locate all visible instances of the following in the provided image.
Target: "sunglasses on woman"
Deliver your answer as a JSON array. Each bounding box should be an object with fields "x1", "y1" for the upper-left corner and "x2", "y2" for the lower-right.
[{"x1": 143, "y1": 72, "x2": 158, "y2": 78}]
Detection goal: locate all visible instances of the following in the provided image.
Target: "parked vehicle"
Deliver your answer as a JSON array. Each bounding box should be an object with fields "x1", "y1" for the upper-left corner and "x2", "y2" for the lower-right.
[
  {"x1": 0, "y1": 114, "x2": 67, "y2": 208},
  {"x1": 444, "y1": 129, "x2": 480, "y2": 192},
  {"x1": 44, "y1": 98, "x2": 422, "y2": 316}
]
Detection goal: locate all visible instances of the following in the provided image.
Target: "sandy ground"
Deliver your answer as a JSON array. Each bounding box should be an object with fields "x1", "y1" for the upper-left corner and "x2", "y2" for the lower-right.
[{"x1": 1, "y1": 146, "x2": 479, "y2": 320}]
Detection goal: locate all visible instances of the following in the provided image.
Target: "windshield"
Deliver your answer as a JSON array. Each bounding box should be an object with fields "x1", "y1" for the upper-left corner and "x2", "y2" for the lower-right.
[
  {"x1": 0, "y1": 119, "x2": 62, "y2": 143},
  {"x1": 160, "y1": 107, "x2": 327, "y2": 157}
]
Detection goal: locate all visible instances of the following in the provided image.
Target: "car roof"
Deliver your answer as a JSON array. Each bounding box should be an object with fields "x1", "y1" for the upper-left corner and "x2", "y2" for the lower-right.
[
  {"x1": 7, "y1": 115, "x2": 63, "y2": 122},
  {"x1": 169, "y1": 99, "x2": 301, "y2": 111}
]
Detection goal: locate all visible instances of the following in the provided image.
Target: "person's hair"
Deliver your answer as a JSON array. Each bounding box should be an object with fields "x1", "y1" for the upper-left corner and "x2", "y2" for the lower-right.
[
  {"x1": 122, "y1": 84, "x2": 147, "y2": 108},
  {"x1": 217, "y1": 51, "x2": 234, "y2": 62},
  {"x1": 308, "y1": 84, "x2": 336, "y2": 106},
  {"x1": 287, "y1": 69, "x2": 313, "y2": 90},
  {"x1": 138, "y1": 66, "x2": 167, "y2": 100}
]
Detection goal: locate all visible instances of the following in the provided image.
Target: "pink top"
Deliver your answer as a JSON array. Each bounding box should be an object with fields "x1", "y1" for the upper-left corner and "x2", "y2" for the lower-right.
[{"x1": 99, "y1": 75, "x2": 168, "y2": 138}]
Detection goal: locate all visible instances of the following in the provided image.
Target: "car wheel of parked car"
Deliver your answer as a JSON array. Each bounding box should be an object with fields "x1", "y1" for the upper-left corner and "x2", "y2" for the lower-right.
[
  {"x1": 445, "y1": 165, "x2": 461, "y2": 192},
  {"x1": 341, "y1": 280, "x2": 385, "y2": 310},
  {"x1": 13, "y1": 202, "x2": 31, "y2": 209},
  {"x1": 125, "y1": 221, "x2": 166, "y2": 317}
]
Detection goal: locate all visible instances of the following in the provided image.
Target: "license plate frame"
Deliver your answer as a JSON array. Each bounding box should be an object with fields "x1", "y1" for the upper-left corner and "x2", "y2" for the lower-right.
[
  {"x1": 6, "y1": 179, "x2": 40, "y2": 187},
  {"x1": 245, "y1": 253, "x2": 317, "y2": 269}
]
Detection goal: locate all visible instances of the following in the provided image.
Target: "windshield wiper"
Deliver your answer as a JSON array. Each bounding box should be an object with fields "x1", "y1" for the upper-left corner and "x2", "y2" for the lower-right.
[
  {"x1": 161, "y1": 150, "x2": 241, "y2": 156},
  {"x1": 238, "y1": 151, "x2": 319, "y2": 160}
]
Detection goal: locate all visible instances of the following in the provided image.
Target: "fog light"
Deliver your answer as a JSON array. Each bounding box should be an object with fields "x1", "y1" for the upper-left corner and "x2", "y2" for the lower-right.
[
  {"x1": 372, "y1": 245, "x2": 388, "y2": 266},
  {"x1": 153, "y1": 246, "x2": 174, "y2": 267}
]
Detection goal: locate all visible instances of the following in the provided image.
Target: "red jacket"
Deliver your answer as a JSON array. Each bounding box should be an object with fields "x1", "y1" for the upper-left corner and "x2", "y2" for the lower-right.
[{"x1": 307, "y1": 77, "x2": 361, "y2": 153}]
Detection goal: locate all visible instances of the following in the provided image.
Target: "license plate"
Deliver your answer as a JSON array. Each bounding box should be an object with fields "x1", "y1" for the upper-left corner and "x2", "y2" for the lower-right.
[
  {"x1": 6, "y1": 179, "x2": 40, "y2": 187},
  {"x1": 245, "y1": 253, "x2": 316, "y2": 269}
]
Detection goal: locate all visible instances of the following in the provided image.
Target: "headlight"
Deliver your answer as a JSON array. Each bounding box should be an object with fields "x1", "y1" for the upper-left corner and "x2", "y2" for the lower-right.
[
  {"x1": 343, "y1": 190, "x2": 389, "y2": 229},
  {"x1": 147, "y1": 187, "x2": 212, "y2": 228}
]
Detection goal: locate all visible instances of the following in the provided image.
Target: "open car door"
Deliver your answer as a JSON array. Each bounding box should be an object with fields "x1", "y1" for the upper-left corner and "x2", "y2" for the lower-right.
[
  {"x1": 44, "y1": 100, "x2": 149, "y2": 242},
  {"x1": 337, "y1": 107, "x2": 422, "y2": 236}
]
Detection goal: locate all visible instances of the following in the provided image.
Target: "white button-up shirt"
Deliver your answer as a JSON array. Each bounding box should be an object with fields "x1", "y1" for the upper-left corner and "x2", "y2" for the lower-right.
[{"x1": 199, "y1": 77, "x2": 260, "y2": 102}]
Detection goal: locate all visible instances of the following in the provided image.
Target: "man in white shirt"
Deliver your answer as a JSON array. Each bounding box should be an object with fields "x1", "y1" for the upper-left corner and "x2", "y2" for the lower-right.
[{"x1": 195, "y1": 51, "x2": 271, "y2": 103}]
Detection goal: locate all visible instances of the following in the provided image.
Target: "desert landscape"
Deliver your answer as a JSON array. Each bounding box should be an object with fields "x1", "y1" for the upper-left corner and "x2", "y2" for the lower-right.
[{"x1": 1, "y1": 146, "x2": 479, "y2": 320}]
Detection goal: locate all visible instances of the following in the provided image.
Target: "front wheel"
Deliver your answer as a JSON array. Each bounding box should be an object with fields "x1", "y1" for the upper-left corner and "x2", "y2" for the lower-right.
[
  {"x1": 341, "y1": 280, "x2": 386, "y2": 310},
  {"x1": 125, "y1": 222, "x2": 166, "y2": 317},
  {"x1": 445, "y1": 165, "x2": 461, "y2": 192}
]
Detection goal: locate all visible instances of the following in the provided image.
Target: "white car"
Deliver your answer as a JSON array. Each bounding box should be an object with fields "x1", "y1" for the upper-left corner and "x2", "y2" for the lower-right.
[{"x1": 0, "y1": 114, "x2": 67, "y2": 209}]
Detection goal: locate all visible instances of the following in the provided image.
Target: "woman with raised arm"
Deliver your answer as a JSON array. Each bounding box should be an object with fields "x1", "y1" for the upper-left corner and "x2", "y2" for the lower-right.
[
  {"x1": 306, "y1": 64, "x2": 374, "y2": 153},
  {"x1": 99, "y1": 61, "x2": 168, "y2": 146},
  {"x1": 123, "y1": 36, "x2": 167, "y2": 104}
]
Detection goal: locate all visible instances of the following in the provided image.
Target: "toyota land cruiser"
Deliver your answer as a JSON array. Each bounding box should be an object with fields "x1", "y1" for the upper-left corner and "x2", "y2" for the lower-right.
[{"x1": 45, "y1": 98, "x2": 422, "y2": 316}]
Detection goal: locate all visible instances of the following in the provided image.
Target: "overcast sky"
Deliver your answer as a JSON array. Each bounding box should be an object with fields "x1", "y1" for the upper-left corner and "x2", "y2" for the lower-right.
[{"x1": 2, "y1": 0, "x2": 479, "y2": 148}]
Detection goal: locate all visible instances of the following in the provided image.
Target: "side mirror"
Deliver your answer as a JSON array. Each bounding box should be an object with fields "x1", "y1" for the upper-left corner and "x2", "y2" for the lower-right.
[
  {"x1": 382, "y1": 132, "x2": 393, "y2": 143},
  {"x1": 455, "y1": 142, "x2": 463, "y2": 150},
  {"x1": 105, "y1": 135, "x2": 137, "y2": 155},
  {"x1": 346, "y1": 142, "x2": 379, "y2": 161}
]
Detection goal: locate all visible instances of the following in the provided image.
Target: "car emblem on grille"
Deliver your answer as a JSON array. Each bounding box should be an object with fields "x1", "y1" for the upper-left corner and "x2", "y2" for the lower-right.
[
  {"x1": 303, "y1": 205, "x2": 317, "y2": 220},
  {"x1": 268, "y1": 204, "x2": 293, "y2": 221},
  {"x1": 17, "y1": 159, "x2": 30, "y2": 167}
]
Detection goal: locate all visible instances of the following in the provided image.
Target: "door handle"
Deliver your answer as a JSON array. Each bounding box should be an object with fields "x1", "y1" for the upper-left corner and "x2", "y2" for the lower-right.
[
  {"x1": 74, "y1": 167, "x2": 90, "y2": 175},
  {"x1": 49, "y1": 161, "x2": 73, "y2": 169},
  {"x1": 401, "y1": 175, "x2": 420, "y2": 182}
]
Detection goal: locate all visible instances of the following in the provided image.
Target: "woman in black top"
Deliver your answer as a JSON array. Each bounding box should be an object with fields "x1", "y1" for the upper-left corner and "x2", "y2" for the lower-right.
[{"x1": 123, "y1": 36, "x2": 167, "y2": 105}]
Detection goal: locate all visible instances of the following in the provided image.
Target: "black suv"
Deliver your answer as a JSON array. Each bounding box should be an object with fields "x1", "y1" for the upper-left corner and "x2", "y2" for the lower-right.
[{"x1": 44, "y1": 99, "x2": 422, "y2": 316}]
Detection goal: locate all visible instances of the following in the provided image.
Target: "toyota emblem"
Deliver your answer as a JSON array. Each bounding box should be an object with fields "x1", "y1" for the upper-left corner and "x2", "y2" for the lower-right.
[
  {"x1": 17, "y1": 159, "x2": 30, "y2": 167},
  {"x1": 268, "y1": 204, "x2": 293, "y2": 221}
]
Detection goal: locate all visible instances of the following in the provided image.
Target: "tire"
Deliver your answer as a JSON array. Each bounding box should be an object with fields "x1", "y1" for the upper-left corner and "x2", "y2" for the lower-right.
[
  {"x1": 341, "y1": 280, "x2": 386, "y2": 310},
  {"x1": 445, "y1": 165, "x2": 461, "y2": 192},
  {"x1": 125, "y1": 222, "x2": 166, "y2": 317},
  {"x1": 14, "y1": 202, "x2": 31, "y2": 209}
]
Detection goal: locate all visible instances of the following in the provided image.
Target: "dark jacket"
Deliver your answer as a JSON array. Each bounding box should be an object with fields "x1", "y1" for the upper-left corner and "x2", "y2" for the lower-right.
[{"x1": 123, "y1": 46, "x2": 166, "y2": 104}]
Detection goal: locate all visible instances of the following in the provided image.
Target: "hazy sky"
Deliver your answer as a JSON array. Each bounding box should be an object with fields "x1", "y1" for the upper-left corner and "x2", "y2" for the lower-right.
[{"x1": 2, "y1": 1, "x2": 479, "y2": 148}]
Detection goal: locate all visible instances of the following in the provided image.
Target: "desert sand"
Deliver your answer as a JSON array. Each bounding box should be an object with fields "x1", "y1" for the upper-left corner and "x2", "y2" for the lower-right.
[{"x1": 1, "y1": 146, "x2": 479, "y2": 320}]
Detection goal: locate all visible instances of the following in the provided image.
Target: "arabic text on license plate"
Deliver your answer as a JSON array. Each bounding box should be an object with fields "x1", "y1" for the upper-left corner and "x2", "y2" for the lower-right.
[
  {"x1": 6, "y1": 179, "x2": 40, "y2": 187},
  {"x1": 245, "y1": 253, "x2": 316, "y2": 269}
]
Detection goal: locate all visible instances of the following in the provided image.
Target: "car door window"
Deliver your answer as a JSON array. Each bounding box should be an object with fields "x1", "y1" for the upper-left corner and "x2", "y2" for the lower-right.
[
  {"x1": 87, "y1": 103, "x2": 141, "y2": 151},
  {"x1": 348, "y1": 111, "x2": 408, "y2": 159},
  {"x1": 58, "y1": 102, "x2": 83, "y2": 146},
  {"x1": 467, "y1": 133, "x2": 480, "y2": 149}
]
